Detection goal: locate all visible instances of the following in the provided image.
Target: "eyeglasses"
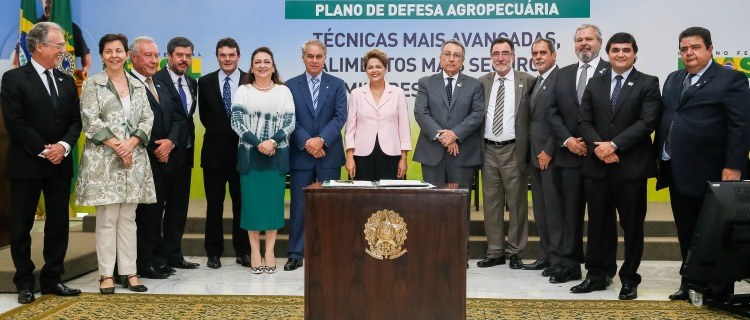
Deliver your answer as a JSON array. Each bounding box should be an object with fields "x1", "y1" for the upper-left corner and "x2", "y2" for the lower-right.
[
  {"x1": 441, "y1": 52, "x2": 463, "y2": 60},
  {"x1": 491, "y1": 51, "x2": 513, "y2": 58},
  {"x1": 43, "y1": 42, "x2": 66, "y2": 50}
]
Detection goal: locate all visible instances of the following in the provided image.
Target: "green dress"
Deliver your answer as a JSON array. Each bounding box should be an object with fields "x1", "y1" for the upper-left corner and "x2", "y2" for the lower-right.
[{"x1": 240, "y1": 170, "x2": 286, "y2": 231}]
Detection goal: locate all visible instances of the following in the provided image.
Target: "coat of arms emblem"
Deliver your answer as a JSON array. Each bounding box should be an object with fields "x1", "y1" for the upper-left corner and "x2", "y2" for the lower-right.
[{"x1": 364, "y1": 209, "x2": 408, "y2": 260}]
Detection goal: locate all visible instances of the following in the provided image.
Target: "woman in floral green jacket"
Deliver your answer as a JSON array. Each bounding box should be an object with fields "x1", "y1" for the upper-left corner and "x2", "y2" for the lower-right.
[{"x1": 75, "y1": 34, "x2": 155, "y2": 294}]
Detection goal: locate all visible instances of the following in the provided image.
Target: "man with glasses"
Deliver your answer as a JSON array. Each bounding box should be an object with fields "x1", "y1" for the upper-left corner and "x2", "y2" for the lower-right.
[
  {"x1": 413, "y1": 38, "x2": 484, "y2": 187},
  {"x1": 475, "y1": 37, "x2": 534, "y2": 270},
  {"x1": 152, "y1": 36, "x2": 200, "y2": 271},
  {"x1": 285, "y1": 39, "x2": 348, "y2": 271},
  {"x1": 1, "y1": 22, "x2": 82, "y2": 304}
]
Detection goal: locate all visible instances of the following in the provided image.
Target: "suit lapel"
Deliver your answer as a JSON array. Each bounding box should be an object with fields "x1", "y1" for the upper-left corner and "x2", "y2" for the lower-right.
[
  {"x1": 434, "y1": 74, "x2": 450, "y2": 109},
  {"x1": 680, "y1": 62, "x2": 715, "y2": 107},
  {"x1": 378, "y1": 85, "x2": 394, "y2": 108},
  {"x1": 296, "y1": 74, "x2": 316, "y2": 117},
  {"x1": 450, "y1": 74, "x2": 471, "y2": 110},
  {"x1": 530, "y1": 67, "x2": 557, "y2": 114},
  {"x1": 360, "y1": 85, "x2": 378, "y2": 110},
  {"x1": 211, "y1": 71, "x2": 231, "y2": 120},
  {"x1": 316, "y1": 73, "x2": 330, "y2": 117},
  {"x1": 482, "y1": 73, "x2": 493, "y2": 107},
  {"x1": 611, "y1": 69, "x2": 638, "y2": 117},
  {"x1": 513, "y1": 72, "x2": 525, "y2": 115},
  {"x1": 24, "y1": 64, "x2": 56, "y2": 110}
]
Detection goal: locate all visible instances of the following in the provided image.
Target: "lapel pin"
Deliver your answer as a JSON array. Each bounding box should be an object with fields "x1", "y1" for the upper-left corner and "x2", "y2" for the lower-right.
[
  {"x1": 519, "y1": 83, "x2": 524, "y2": 88},
  {"x1": 599, "y1": 68, "x2": 605, "y2": 74},
  {"x1": 542, "y1": 86, "x2": 546, "y2": 90},
  {"x1": 457, "y1": 83, "x2": 462, "y2": 88},
  {"x1": 627, "y1": 82, "x2": 634, "y2": 86},
  {"x1": 57, "y1": 77, "x2": 63, "y2": 81}
]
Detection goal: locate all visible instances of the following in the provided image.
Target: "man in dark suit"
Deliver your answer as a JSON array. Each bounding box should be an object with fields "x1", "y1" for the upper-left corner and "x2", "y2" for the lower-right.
[
  {"x1": 1, "y1": 22, "x2": 82, "y2": 304},
  {"x1": 475, "y1": 38, "x2": 533, "y2": 270},
  {"x1": 413, "y1": 38, "x2": 484, "y2": 186},
  {"x1": 286, "y1": 39, "x2": 348, "y2": 271},
  {"x1": 152, "y1": 36, "x2": 200, "y2": 270},
  {"x1": 655, "y1": 27, "x2": 750, "y2": 304},
  {"x1": 522, "y1": 38, "x2": 562, "y2": 272},
  {"x1": 571, "y1": 33, "x2": 661, "y2": 300},
  {"x1": 128, "y1": 36, "x2": 183, "y2": 279},
  {"x1": 198, "y1": 38, "x2": 251, "y2": 269},
  {"x1": 548, "y1": 24, "x2": 611, "y2": 284}
]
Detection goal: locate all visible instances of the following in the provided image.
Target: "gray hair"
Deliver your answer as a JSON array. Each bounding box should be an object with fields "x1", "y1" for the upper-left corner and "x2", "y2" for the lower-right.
[
  {"x1": 301, "y1": 39, "x2": 327, "y2": 56},
  {"x1": 532, "y1": 38, "x2": 556, "y2": 54},
  {"x1": 441, "y1": 38, "x2": 466, "y2": 55},
  {"x1": 574, "y1": 24, "x2": 602, "y2": 42},
  {"x1": 27, "y1": 21, "x2": 62, "y2": 54},
  {"x1": 129, "y1": 36, "x2": 157, "y2": 56}
]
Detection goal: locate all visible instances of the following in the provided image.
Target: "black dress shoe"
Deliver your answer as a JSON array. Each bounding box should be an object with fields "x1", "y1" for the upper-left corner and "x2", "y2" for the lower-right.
[
  {"x1": 570, "y1": 278, "x2": 608, "y2": 293},
  {"x1": 207, "y1": 256, "x2": 221, "y2": 269},
  {"x1": 476, "y1": 257, "x2": 505, "y2": 268},
  {"x1": 619, "y1": 284, "x2": 638, "y2": 300},
  {"x1": 17, "y1": 288, "x2": 35, "y2": 304},
  {"x1": 40, "y1": 283, "x2": 81, "y2": 296},
  {"x1": 549, "y1": 267, "x2": 582, "y2": 284},
  {"x1": 509, "y1": 255, "x2": 523, "y2": 269},
  {"x1": 140, "y1": 266, "x2": 170, "y2": 279},
  {"x1": 522, "y1": 259, "x2": 549, "y2": 270},
  {"x1": 542, "y1": 264, "x2": 561, "y2": 277},
  {"x1": 284, "y1": 258, "x2": 303, "y2": 271},
  {"x1": 668, "y1": 289, "x2": 689, "y2": 300},
  {"x1": 169, "y1": 259, "x2": 200, "y2": 269},
  {"x1": 236, "y1": 255, "x2": 251, "y2": 267},
  {"x1": 99, "y1": 276, "x2": 115, "y2": 295},
  {"x1": 157, "y1": 265, "x2": 176, "y2": 275},
  {"x1": 121, "y1": 275, "x2": 148, "y2": 292}
]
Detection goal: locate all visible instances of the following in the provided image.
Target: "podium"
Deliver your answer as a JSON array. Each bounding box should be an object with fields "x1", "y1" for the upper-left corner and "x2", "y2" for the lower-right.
[{"x1": 304, "y1": 183, "x2": 469, "y2": 320}]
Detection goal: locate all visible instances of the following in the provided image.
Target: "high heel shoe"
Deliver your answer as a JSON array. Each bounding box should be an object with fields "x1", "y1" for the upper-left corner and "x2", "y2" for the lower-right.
[
  {"x1": 121, "y1": 274, "x2": 148, "y2": 292},
  {"x1": 263, "y1": 265, "x2": 276, "y2": 274},
  {"x1": 99, "y1": 276, "x2": 115, "y2": 295},
  {"x1": 250, "y1": 264, "x2": 264, "y2": 274}
]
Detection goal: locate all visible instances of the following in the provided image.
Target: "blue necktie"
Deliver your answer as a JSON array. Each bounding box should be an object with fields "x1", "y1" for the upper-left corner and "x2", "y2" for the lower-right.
[
  {"x1": 446, "y1": 77, "x2": 454, "y2": 105},
  {"x1": 610, "y1": 75, "x2": 623, "y2": 111},
  {"x1": 178, "y1": 77, "x2": 188, "y2": 115},
  {"x1": 44, "y1": 70, "x2": 58, "y2": 109},
  {"x1": 222, "y1": 77, "x2": 232, "y2": 116},
  {"x1": 311, "y1": 76, "x2": 320, "y2": 111}
]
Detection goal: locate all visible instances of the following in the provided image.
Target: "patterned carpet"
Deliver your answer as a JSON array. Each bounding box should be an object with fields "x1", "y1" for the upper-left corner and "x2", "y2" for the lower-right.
[{"x1": 0, "y1": 293, "x2": 742, "y2": 319}]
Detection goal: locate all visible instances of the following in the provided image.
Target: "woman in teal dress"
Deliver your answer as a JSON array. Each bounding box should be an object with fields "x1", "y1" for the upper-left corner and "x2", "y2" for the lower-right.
[{"x1": 230, "y1": 47, "x2": 295, "y2": 274}]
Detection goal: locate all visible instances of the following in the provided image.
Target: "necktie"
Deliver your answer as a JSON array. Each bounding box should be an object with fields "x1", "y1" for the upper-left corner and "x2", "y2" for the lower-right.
[
  {"x1": 530, "y1": 75, "x2": 543, "y2": 107},
  {"x1": 492, "y1": 77, "x2": 505, "y2": 137},
  {"x1": 178, "y1": 77, "x2": 188, "y2": 114},
  {"x1": 446, "y1": 77, "x2": 454, "y2": 105},
  {"x1": 145, "y1": 77, "x2": 159, "y2": 103},
  {"x1": 44, "y1": 70, "x2": 58, "y2": 109},
  {"x1": 680, "y1": 73, "x2": 695, "y2": 98},
  {"x1": 611, "y1": 75, "x2": 623, "y2": 111},
  {"x1": 576, "y1": 63, "x2": 590, "y2": 104},
  {"x1": 222, "y1": 77, "x2": 232, "y2": 116},
  {"x1": 311, "y1": 76, "x2": 320, "y2": 111}
]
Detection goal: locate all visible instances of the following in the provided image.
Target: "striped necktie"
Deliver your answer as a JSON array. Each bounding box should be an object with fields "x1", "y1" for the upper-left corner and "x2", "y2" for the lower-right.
[
  {"x1": 492, "y1": 77, "x2": 505, "y2": 137},
  {"x1": 311, "y1": 76, "x2": 320, "y2": 111}
]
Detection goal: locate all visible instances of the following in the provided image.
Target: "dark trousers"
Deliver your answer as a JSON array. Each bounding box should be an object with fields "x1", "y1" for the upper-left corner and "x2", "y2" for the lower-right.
[
  {"x1": 162, "y1": 148, "x2": 192, "y2": 265},
  {"x1": 135, "y1": 161, "x2": 169, "y2": 271},
  {"x1": 288, "y1": 161, "x2": 341, "y2": 260},
  {"x1": 10, "y1": 175, "x2": 71, "y2": 290},
  {"x1": 558, "y1": 166, "x2": 586, "y2": 271},
  {"x1": 662, "y1": 160, "x2": 734, "y2": 300},
  {"x1": 584, "y1": 175, "x2": 646, "y2": 285},
  {"x1": 352, "y1": 138, "x2": 400, "y2": 181},
  {"x1": 529, "y1": 164, "x2": 563, "y2": 264},
  {"x1": 203, "y1": 167, "x2": 249, "y2": 258}
]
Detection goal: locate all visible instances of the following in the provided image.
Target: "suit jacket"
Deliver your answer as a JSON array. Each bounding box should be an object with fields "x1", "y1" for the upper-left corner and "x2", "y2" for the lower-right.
[
  {"x1": 655, "y1": 62, "x2": 750, "y2": 196},
  {"x1": 345, "y1": 83, "x2": 412, "y2": 156},
  {"x1": 529, "y1": 66, "x2": 559, "y2": 169},
  {"x1": 478, "y1": 70, "x2": 535, "y2": 173},
  {"x1": 128, "y1": 70, "x2": 184, "y2": 174},
  {"x1": 578, "y1": 68, "x2": 661, "y2": 180},
  {"x1": 153, "y1": 67, "x2": 197, "y2": 167},
  {"x1": 198, "y1": 69, "x2": 246, "y2": 171},
  {"x1": 549, "y1": 59, "x2": 611, "y2": 168},
  {"x1": 288, "y1": 72, "x2": 348, "y2": 170},
  {"x1": 1, "y1": 62, "x2": 82, "y2": 179},
  {"x1": 413, "y1": 72, "x2": 484, "y2": 166}
]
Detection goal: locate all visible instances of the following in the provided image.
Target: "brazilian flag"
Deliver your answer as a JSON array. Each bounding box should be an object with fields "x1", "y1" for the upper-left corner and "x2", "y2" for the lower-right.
[
  {"x1": 18, "y1": 0, "x2": 36, "y2": 66},
  {"x1": 50, "y1": 0, "x2": 76, "y2": 76}
]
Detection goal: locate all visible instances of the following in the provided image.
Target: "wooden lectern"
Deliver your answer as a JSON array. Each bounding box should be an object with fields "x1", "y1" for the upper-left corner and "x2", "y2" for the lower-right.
[{"x1": 304, "y1": 183, "x2": 469, "y2": 320}]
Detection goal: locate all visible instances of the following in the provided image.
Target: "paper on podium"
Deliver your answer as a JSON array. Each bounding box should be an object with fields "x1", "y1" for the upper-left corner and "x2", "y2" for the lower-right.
[
  {"x1": 376, "y1": 180, "x2": 434, "y2": 188},
  {"x1": 323, "y1": 180, "x2": 376, "y2": 188}
]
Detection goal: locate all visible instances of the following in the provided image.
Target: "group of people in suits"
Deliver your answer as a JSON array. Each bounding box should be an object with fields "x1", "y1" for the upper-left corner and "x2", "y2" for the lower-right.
[{"x1": 2, "y1": 20, "x2": 748, "y2": 306}]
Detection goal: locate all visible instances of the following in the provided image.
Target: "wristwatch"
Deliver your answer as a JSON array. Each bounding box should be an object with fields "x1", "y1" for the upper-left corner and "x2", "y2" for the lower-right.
[
  {"x1": 271, "y1": 140, "x2": 278, "y2": 147},
  {"x1": 319, "y1": 137, "x2": 326, "y2": 145},
  {"x1": 610, "y1": 141, "x2": 618, "y2": 150}
]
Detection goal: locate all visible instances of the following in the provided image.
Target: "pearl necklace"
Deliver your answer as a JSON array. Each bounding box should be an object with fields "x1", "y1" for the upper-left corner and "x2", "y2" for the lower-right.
[{"x1": 252, "y1": 82, "x2": 274, "y2": 91}]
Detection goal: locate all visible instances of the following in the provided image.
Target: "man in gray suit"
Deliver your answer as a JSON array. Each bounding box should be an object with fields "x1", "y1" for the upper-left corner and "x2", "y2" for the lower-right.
[
  {"x1": 522, "y1": 38, "x2": 561, "y2": 272},
  {"x1": 547, "y1": 24, "x2": 611, "y2": 283},
  {"x1": 476, "y1": 38, "x2": 535, "y2": 270},
  {"x1": 413, "y1": 38, "x2": 484, "y2": 186}
]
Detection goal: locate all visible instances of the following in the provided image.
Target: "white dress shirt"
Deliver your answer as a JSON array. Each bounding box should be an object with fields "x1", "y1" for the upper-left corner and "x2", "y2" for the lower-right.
[{"x1": 484, "y1": 69, "x2": 516, "y2": 142}]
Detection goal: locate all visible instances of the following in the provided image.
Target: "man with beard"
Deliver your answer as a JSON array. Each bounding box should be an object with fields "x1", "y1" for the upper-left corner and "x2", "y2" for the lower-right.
[
  {"x1": 152, "y1": 36, "x2": 200, "y2": 270},
  {"x1": 547, "y1": 24, "x2": 611, "y2": 283},
  {"x1": 475, "y1": 37, "x2": 534, "y2": 270}
]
